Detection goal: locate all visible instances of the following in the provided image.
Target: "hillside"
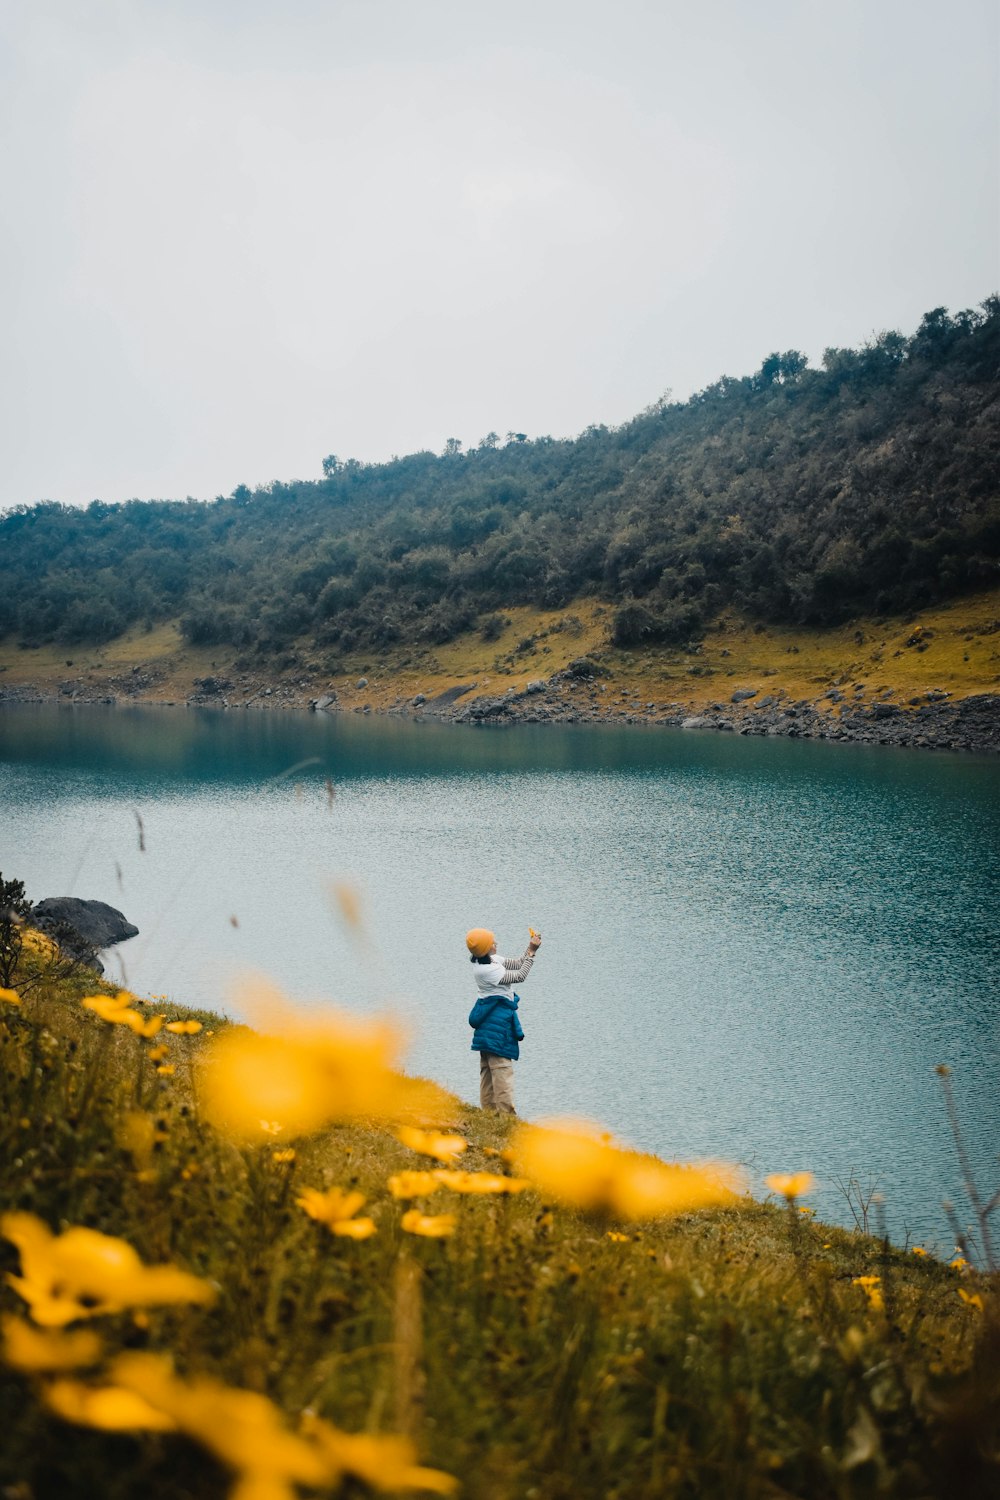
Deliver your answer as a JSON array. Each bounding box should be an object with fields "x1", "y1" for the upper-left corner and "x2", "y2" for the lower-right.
[
  {"x1": 1, "y1": 301, "x2": 998, "y2": 674},
  {"x1": 1, "y1": 916, "x2": 997, "y2": 1499}
]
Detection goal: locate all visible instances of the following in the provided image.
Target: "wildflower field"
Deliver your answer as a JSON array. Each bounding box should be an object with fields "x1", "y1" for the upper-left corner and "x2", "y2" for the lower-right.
[{"x1": 1, "y1": 929, "x2": 997, "y2": 1499}]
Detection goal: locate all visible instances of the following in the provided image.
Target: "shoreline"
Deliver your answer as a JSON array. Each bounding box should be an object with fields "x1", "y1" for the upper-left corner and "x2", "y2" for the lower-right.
[{"x1": 3, "y1": 674, "x2": 999, "y2": 755}]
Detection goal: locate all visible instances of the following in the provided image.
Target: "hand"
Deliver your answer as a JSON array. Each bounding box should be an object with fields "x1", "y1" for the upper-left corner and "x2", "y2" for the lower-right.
[{"x1": 528, "y1": 930, "x2": 542, "y2": 952}]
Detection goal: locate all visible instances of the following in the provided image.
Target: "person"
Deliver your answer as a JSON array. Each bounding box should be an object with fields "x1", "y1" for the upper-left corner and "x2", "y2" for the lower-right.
[{"x1": 466, "y1": 926, "x2": 542, "y2": 1115}]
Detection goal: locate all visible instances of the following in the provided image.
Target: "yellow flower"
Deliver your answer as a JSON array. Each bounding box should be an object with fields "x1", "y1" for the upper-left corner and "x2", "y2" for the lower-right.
[
  {"x1": 606, "y1": 1231, "x2": 629, "y2": 1243},
  {"x1": 156, "y1": 1064, "x2": 175, "y2": 1076},
  {"x1": 396, "y1": 1126, "x2": 468, "y2": 1163},
  {"x1": 431, "y1": 1169, "x2": 530, "y2": 1195},
  {"x1": 387, "y1": 1171, "x2": 442, "y2": 1200},
  {"x1": 165, "y1": 1019, "x2": 203, "y2": 1035},
  {"x1": 111, "y1": 1353, "x2": 330, "y2": 1493},
  {"x1": 2, "y1": 1314, "x2": 102, "y2": 1372},
  {"x1": 401, "y1": 1210, "x2": 456, "y2": 1238},
  {"x1": 949, "y1": 1256, "x2": 968, "y2": 1271},
  {"x1": 332, "y1": 1218, "x2": 377, "y2": 1240},
  {"x1": 764, "y1": 1172, "x2": 815, "y2": 1201},
  {"x1": 0, "y1": 987, "x2": 22, "y2": 1006},
  {"x1": 912, "y1": 1246, "x2": 928, "y2": 1257},
  {"x1": 1, "y1": 1212, "x2": 216, "y2": 1327},
  {"x1": 81, "y1": 994, "x2": 163, "y2": 1039},
  {"x1": 296, "y1": 1187, "x2": 374, "y2": 1238},
  {"x1": 198, "y1": 984, "x2": 407, "y2": 1142},
  {"x1": 798, "y1": 1205, "x2": 816, "y2": 1216},
  {"x1": 513, "y1": 1119, "x2": 741, "y2": 1220},
  {"x1": 302, "y1": 1412, "x2": 457, "y2": 1494},
  {"x1": 271, "y1": 1149, "x2": 296, "y2": 1164},
  {"x1": 43, "y1": 1377, "x2": 177, "y2": 1432},
  {"x1": 147, "y1": 1044, "x2": 169, "y2": 1062},
  {"x1": 958, "y1": 1288, "x2": 984, "y2": 1312},
  {"x1": 852, "y1": 1275, "x2": 884, "y2": 1312}
]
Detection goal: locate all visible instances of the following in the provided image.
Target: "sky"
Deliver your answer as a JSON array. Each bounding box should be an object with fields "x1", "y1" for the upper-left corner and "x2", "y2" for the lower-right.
[{"x1": 1, "y1": 0, "x2": 997, "y2": 510}]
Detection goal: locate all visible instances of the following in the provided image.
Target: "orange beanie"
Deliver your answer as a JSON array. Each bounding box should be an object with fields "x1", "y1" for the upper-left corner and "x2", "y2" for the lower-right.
[{"x1": 466, "y1": 928, "x2": 495, "y2": 957}]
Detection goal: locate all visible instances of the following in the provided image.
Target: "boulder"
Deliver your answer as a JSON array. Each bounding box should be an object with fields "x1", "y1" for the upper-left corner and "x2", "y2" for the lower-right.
[
  {"x1": 731, "y1": 688, "x2": 757, "y2": 703},
  {"x1": 32, "y1": 897, "x2": 138, "y2": 975}
]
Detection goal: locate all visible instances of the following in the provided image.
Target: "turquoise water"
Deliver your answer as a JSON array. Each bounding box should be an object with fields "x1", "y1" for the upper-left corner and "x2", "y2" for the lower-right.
[{"x1": 1, "y1": 702, "x2": 997, "y2": 1250}]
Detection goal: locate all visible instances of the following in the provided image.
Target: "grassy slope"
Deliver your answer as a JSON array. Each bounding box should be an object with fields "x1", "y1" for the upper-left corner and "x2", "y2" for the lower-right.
[
  {"x1": 1, "y1": 943, "x2": 997, "y2": 1500},
  {"x1": 1, "y1": 588, "x2": 998, "y2": 720}
]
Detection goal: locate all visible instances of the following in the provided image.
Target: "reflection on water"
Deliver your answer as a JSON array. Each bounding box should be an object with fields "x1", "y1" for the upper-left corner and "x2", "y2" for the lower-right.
[{"x1": 1, "y1": 702, "x2": 998, "y2": 1248}]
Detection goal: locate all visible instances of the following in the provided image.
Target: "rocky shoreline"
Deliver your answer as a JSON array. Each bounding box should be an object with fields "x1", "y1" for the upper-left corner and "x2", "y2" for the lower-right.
[
  {"x1": 3, "y1": 670, "x2": 999, "y2": 755},
  {"x1": 410, "y1": 671, "x2": 1000, "y2": 755}
]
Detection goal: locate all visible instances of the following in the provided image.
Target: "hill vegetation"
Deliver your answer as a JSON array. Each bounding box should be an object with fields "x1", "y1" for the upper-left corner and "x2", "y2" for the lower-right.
[
  {"x1": 2, "y1": 301, "x2": 998, "y2": 668},
  {"x1": 1, "y1": 899, "x2": 997, "y2": 1499}
]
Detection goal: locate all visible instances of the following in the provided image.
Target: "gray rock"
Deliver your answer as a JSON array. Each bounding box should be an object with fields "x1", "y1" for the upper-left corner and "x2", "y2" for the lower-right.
[
  {"x1": 681, "y1": 716, "x2": 711, "y2": 730},
  {"x1": 33, "y1": 898, "x2": 138, "y2": 950},
  {"x1": 411, "y1": 693, "x2": 427, "y2": 707},
  {"x1": 312, "y1": 694, "x2": 336, "y2": 711},
  {"x1": 356, "y1": 677, "x2": 368, "y2": 689},
  {"x1": 731, "y1": 688, "x2": 757, "y2": 703}
]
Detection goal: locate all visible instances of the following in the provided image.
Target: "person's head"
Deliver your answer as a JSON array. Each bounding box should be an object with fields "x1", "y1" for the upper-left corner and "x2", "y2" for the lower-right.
[{"x1": 466, "y1": 927, "x2": 496, "y2": 964}]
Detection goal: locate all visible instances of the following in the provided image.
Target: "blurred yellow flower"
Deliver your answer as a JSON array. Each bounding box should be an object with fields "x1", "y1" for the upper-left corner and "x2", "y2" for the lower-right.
[
  {"x1": 271, "y1": 1149, "x2": 296, "y2": 1164},
  {"x1": 396, "y1": 1127, "x2": 467, "y2": 1162},
  {"x1": 401, "y1": 1211, "x2": 456, "y2": 1238},
  {"x1": 2, "y1": 1314, "x2": 101, "y2": 1372},
  {"x1": 296, "y1": 1187, "x2": 375, "y2": 1238},
  {"x1": 259, "y1": 1120, "x2": 284, "y2": 1136},
  {"x1": 165, "y1": 1019, "x2": 203, "y2": 1035},
  {"x1": 513, "y1": 1119, "x2": 740, "y2": 1220},
  {"x1": 112, "y1": 1353, "x2": 330, "y2": 1494},
  {"x1": 156, "y1": 1064, "x2": 175, "y2": 1076},
  {"x1": 764, "y1": 1172, "x2": 815, "y2": 1201},
  {"x1": 116, "y1": 1111, "x2": 168, "y2": 1172},
  {"x1": 332, "y1": 1218, "x2": 377, "y2": 1240},
  {"x1": 0, "y1": 987, "x2": 22, "y2": 1006},
  {"x1": 147, "y1": 1044, "x2": 169, "y2": 1062},
  {"x1": 81, "y1": 994, "x2": 163, "y2": 1039},
  {"x1": 388, "y1": 1171, "x2": 442, "y2": 1199},
  {"x1": 302, "y1": 1412, "x2": 457, "y2": 1494},
  {"x1": 852, "y1": 1275, "x2": 884, "y2": 1312},
  {"x1": 798, "y1": 1206, "x2": 816, "y2": 1217},
  {"x1": 912, "y1": 1246, "x2": 928, "y2": 1257},
  {"x1": 199, "y1": 985, "x2": 406, "y2": 1142},
  {"x1": 431, "y1": 1170, "x2": 529, "y2": 1196},
  {"x1": 1, "y1": 1212, "x2": 216, "y2": 1327},
  {"x1": 958, "y1": 1288, "x2": 984, "y2": 1312},
  {"x1": 606, "y1": 1231, "x2": 629, "y2": 1243},
  {"x1": 949, "y1": 1256, "x2": 968, "y2": 1271},
  {"x1": 43, "y1": 1377, "x2": 177, "y2": 1432}
]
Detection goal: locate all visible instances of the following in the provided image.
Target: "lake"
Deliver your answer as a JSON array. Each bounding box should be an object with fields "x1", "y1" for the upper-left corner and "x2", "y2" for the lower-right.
[{"x1": 1, "y1": 701, "x2": 997, "y2": 1250}]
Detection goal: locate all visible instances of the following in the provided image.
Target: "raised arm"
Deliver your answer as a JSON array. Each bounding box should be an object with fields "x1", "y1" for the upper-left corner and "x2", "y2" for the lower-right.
[{"x1": 500, "y1": 935, "x2": 542, "y2": 986}]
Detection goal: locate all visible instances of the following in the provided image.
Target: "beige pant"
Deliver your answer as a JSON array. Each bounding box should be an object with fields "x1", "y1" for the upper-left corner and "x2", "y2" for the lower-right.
[{"x1": 479, "y1": 1053, "x2": 516, "y2": 1114}]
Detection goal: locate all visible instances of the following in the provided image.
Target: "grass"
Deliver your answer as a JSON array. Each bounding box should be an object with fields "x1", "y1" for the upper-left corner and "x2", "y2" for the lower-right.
[
  {"x1": 1, "y1": 588, "x2": 998, "y2": 720},
  {"x1": 1, "y1": 937, "x2": 998, "y2": 1499}
]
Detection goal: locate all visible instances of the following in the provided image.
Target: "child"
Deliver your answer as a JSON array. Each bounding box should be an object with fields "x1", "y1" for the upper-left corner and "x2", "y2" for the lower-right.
[{"x1": 466, "y1": 926, "x2": 542, "y2": 1115}]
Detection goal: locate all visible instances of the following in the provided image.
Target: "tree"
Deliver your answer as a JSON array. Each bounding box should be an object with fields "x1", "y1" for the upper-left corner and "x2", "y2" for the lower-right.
[
  {"x1": 322, "y1": 455, "x2": 343, "y2": 477},
  {"x1": 478, "y1": 432, "x2": 499, "y2": 450},
  {"x1": 442, "y1": 438, "x2": 463, "y2": 457},
  {"x1": 0, "y1": 873, "x2": 31, "y2": 988}
]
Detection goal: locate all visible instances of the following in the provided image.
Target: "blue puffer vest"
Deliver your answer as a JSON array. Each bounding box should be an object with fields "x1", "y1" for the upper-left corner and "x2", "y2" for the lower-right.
[{"x1": 469, "y1": 993, "x2": 525, "y2": 1060}]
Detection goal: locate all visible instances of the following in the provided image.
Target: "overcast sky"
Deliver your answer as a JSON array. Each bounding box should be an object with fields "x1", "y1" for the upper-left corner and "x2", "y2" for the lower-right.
[{"x1": 1, "y1": 0, "x2": 997, "y2": 510}]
